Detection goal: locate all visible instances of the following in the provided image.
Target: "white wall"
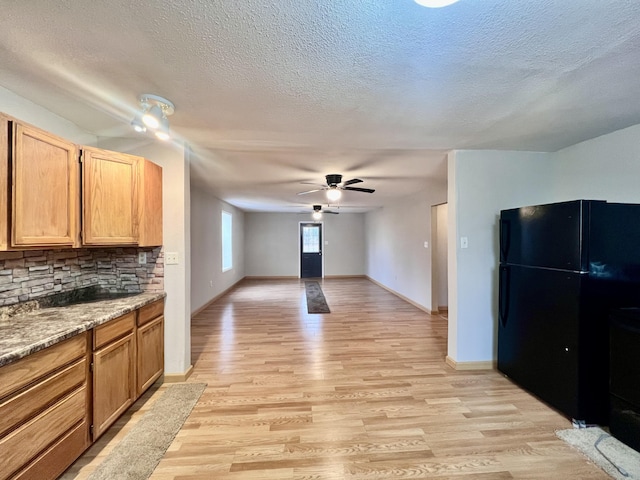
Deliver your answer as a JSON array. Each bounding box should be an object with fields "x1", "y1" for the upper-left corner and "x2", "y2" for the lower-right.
[
  {"x1": 99, "y1": 137, "x2": 192, "y2": 377},
  {"x1": 447, "y1": 150, "x2": 554, "y2": 362},
  {"x1": 245, "y1": 212, "x2": 365, "y2": 277},
  {"x1": 191, "y1": 186, "x2": 245, "y2": 312},
  {"x1": 365, "y1": 184, "x2": 447, "y2": 310},
  {"x1": 552, "y1": 123, "x2": 640, "y2": 203},
  {"x1": 323, "y1": 213, "x2": 365, "y2": 276},
  {"x1": 0, "y1": 85, "x2": 96, "y2": 145}
]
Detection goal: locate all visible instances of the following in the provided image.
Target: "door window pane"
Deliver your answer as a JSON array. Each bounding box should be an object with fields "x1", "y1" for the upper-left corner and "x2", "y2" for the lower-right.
[{"x1": 302, "y1": 225, "x2": 320, "y2": 253}]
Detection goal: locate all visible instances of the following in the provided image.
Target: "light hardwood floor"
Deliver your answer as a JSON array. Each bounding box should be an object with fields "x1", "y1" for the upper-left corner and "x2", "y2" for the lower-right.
[{"x1": 64, "y1": 278, "x2": 608, "y2": 479}]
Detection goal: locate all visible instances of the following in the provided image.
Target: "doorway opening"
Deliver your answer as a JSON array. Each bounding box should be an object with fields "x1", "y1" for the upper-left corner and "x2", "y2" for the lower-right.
[{"x1": 430, "y1": 203, "x2": 448, "y2": 314}]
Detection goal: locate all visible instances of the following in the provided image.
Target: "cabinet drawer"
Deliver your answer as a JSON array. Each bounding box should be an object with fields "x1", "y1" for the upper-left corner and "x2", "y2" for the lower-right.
[
  {"x1": 0, "y1": 333, "x2": 87, "y2": 400},
  {"x1": 93, "y1": 312, "x2": 135, "y2": 349},
  {"x1": 0, "y1": 386, "x2": 86, "y2": 480},
  {"x1": 0, "y1": 358, "x2": 86, "y2": 437},
  {"x1": 138, "y1": 298, "x2": 164, "y2": 326},
  {"x1": 12, "y1": 419, "x2": 89, "y2": 480}
]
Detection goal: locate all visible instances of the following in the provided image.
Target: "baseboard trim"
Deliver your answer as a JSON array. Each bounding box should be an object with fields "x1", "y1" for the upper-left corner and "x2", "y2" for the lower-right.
[
  {"x1": 445, "y1": 355, "x2": 495, "y2": 371},
  {"x1": 437, "y1": 306, "x2": 449, "y2": 313},
  {"x1": 163, "y1": 364, "x2": 194, "y2": 383},
  {"x1": 243, "y1": 276, "x2": 298, "y2": 280},
  {"x1": 191, "y1": 278, "x2": 246, "y2": 317},
  {"x1": 323, "y1": 275, "x2": 367, "y2": 279},
  {"x1": 365, "y1": 276, "x2": 433, "y2": 314}
]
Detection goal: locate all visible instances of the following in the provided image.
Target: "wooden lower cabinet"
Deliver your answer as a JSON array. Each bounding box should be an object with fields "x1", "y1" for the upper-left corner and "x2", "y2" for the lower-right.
[
  {"x1": 92, "y1": 312, "x2": 136, "y2": 441},
  {"x1": 0, "y1": 299, "x2": 165, "y2": 479},
  {"x1": 137, "y1": 299, "x2": 165, "y2": 396},
  {"x1": 0, "y1": 333, "x2": 90, "y2": 480}
]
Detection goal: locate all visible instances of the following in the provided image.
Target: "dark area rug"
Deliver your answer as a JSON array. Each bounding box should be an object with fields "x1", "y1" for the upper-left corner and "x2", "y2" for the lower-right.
[
  {"x1": 305, "y1": 281, "x2": 330, "y2": 313},
  {"x1": 86, "y1": 383, "x2": 206, "y2": 480}
]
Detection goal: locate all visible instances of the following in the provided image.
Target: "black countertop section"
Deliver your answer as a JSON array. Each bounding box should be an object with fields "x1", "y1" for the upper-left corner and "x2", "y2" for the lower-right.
[{"x1": 0, "y1": 290, "x2": 166, "y2": 367}]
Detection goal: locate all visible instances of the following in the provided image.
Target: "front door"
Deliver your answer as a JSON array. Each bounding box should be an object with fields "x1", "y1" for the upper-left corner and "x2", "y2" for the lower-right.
[{"x1": 300, "y1": 223, "x2": 322, "y2": 278}]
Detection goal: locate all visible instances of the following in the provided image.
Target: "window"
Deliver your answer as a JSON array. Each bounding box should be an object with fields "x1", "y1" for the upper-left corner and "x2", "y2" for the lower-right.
[
  {"x1": 222, "y1": 211, "x2": 232, "y2": 272},
  {"x1": 302, "y1": 224, "x2": 320, "y2": 253}
]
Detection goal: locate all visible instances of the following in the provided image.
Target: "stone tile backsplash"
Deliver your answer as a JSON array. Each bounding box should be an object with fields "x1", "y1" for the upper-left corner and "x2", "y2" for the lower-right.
[{"x1": 0, "y1": 247, "x2": 164, "y2": 306}]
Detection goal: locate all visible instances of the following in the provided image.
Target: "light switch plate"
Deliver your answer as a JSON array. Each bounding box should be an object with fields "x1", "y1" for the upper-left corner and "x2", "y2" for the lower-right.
[
  {"x1": 165, "y1": 252, "x2": 179, "y2": 265},
  {"x1": 460, "y1": 237, "x2": 469, "y2": 249}
]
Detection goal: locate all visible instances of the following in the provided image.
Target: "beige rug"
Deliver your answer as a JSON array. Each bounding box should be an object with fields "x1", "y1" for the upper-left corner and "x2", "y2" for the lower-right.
[
  {"x1": 556, "y1": 426, "x2": 640, "y2": 479},
  {"x1": 86, "y1": 383, "x2": 206, "y2": 480}
]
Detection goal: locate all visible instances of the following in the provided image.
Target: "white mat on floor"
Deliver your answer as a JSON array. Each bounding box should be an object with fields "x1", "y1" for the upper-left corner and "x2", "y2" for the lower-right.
[{"x1": 556, "y1": 426, "x2": 640, "y2": 479}]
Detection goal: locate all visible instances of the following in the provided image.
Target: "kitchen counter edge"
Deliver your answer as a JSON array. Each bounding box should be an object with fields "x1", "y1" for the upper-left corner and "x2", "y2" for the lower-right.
[{"x1": 0, "y1": 292, "x2": 166, "y2": 367}]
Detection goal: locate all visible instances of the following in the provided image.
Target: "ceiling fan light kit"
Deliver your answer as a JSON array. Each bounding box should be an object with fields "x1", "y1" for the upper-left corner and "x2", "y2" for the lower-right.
[
  {"x1": 133, "y1": 94, "x2": 175, "y2": 141},
  {"x1": 297, "y1": 174, "x2": 375, "y2": 202},
  {"x1": 326, "y1": 188, "x2": 342, "y2": 202}
]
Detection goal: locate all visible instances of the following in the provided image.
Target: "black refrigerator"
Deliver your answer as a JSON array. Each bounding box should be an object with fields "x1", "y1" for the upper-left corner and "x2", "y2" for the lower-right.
[{"x1": 498, "y1": 199, "x2": 640, "y2": 425}]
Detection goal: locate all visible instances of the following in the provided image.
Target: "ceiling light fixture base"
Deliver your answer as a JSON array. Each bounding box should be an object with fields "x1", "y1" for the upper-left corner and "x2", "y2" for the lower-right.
[{"x1": 139, "y1": 94, "x2": 175, "y2": 116}]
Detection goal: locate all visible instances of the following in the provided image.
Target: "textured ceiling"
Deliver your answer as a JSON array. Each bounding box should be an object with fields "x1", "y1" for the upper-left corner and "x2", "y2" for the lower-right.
[{"x1": 1, "y1": 1, "x2": 639, "y2": 211}]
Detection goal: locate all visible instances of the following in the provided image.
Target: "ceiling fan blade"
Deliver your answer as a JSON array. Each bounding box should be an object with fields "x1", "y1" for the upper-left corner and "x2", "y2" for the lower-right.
[
  {"x1": 343, "y1": 187, "x2": 375, "y2": 193},
  {"x1": 300, "y1": 182, "x2": 326, "y2": 187},
  {"x1": 342, "y1": 178, "x2": 363, "y2": 186},
  {"x1": 297, "y1": 189, "x2": 324, "y2": 195},
  {"x1": 325, "y1": 210, "x2": 339, "y2": 214}
]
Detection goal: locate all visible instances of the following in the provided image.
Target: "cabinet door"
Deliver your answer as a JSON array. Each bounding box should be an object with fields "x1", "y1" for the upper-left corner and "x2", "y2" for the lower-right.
[
  {"x1": 137, "y1": 315, "x2": 164, "y2": 396},
  {"x1": 12, "y1": 122, "x2": 79, "y2": 247},
  {"x1": 92, "y1": 332, "x2": 135, "y2": 440},
  {"x1": 138, "y1": 158, "x2": 163, "y2": 247},
  {"x1": 82, "y1": 147, "x2": 139, "y2": 245},
  {"x1": 0, "y1": 115, "x2": 7, "y2": 250}
]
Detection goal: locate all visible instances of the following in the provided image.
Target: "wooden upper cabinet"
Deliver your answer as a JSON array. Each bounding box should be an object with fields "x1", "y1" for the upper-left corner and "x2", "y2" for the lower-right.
[
  {"x1": 81, "y1": 147, "x2": 139, "y2": 245},
  {"x1": 138, "y1": 158, "x2": 163, "y2": 247},
  {"x1": 0, "y1": 115, "x2": 8, "y2": 250},
  {"x1": 11, "y1": 121, "x2": 79, "y2": 248}
]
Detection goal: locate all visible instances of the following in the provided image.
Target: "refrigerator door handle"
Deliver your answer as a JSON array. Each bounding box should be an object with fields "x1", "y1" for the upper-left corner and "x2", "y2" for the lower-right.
[
  {"x1": 499, "y1": 265, "x2": 510, "y2": 327},
  {"x1": 500, "y1": 219, "x2": 510, "y2": 263}
]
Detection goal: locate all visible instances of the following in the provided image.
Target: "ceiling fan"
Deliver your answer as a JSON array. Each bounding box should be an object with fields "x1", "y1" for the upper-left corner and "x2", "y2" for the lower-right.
[
  {"x1": 297, "y1": 174, "x2": 375, "y2": 201},
  {"x1": 309, "y1": 204, "x2": 338, "y2": 219}
]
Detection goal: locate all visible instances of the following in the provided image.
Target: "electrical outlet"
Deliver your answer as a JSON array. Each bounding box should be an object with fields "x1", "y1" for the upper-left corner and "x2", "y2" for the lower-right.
[
  {"x1": 209, "y1": 280, "x2": 213, "y2": 287},
  {"x1": 424, "y1": 241, "x2": 429, "y2": 248},
  {"x1": 138, "y1": 252, "x2": 147, "y2": 264},
  {"x1": 165, "y1": 252, "x2": 179, "y2": 265}
]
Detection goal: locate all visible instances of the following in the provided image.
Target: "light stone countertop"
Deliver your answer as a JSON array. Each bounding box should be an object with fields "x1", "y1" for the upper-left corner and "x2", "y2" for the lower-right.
[{"x1": 0, "y1": 292, "x2": 166, "y2": 367}]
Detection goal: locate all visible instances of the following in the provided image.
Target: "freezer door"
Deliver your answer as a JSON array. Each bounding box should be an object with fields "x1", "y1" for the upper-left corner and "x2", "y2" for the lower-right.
[
  {"x1": 500, "y1": 200, "x2": 595, "y2": 271},
  {"x1": 498, "y1": 265, "x2": 586, "y2": 420}
]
